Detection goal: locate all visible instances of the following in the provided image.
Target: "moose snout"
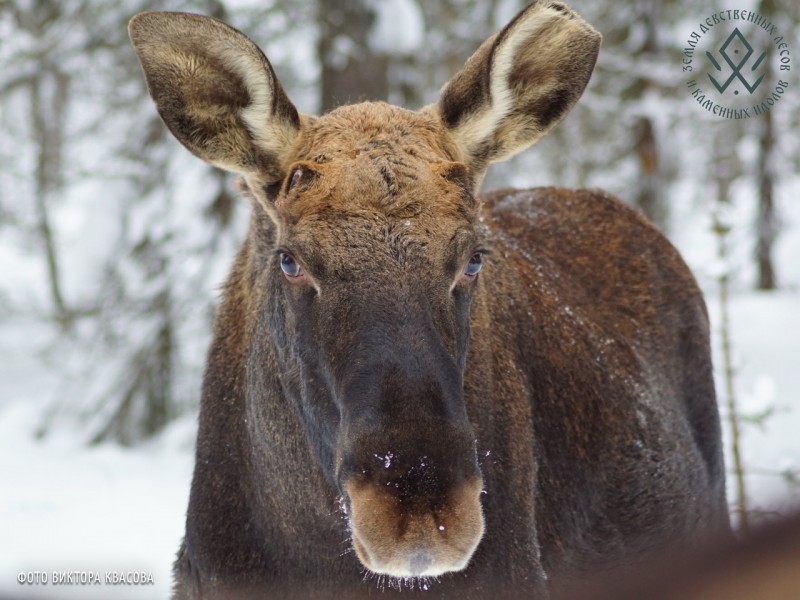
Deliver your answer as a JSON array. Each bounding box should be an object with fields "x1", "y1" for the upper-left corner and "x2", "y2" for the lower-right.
[
  {"x1": 345, "y1": 474, "x2": 485, "y2": 578},
  {"x1": 340, "y1": 435, "x2": 485, "y2": 578}
]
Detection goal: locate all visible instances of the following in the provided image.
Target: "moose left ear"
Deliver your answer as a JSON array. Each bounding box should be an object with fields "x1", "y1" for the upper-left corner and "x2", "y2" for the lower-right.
[
  {"x1": 437, "y1": 1, "x2": 601, "y2": 177},
  {"x1": 128, "y1": 11, "x2": 301, "y2": 183}
]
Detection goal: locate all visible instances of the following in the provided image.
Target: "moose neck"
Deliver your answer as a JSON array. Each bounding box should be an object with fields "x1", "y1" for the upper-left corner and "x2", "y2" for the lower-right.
[{"x1": 190, "y1": 216, "x2": 342, "y2": 575}]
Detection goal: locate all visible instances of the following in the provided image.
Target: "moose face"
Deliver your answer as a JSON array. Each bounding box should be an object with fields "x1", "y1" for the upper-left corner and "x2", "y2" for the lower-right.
[
  {"x1": 259, "y1": 104, "x2": 487, "y2": 577},
  {"x1": 129, "y1": 0, "x2": 600, "y2": 580}
]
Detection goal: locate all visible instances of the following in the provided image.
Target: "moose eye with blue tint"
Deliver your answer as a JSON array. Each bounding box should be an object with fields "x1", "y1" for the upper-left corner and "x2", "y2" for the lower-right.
[
  {"x1": 464, "y1": 253, "x2": 483, "y2": 277},
  {"x1": 280, "y1": 253, "x2": 303, "y2": 278}
]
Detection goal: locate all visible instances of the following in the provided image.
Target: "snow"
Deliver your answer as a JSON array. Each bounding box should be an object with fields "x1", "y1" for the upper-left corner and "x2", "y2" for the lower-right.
[
  {"x1": 0, "y1": 350, "x2": 194, "y2": 599},
  {"x1": 0, "y1": 325, "x2": 194, "y2": 600}
]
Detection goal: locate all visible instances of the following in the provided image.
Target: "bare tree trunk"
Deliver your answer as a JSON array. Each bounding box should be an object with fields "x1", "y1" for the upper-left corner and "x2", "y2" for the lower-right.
[
  {"x1": 630, "y1": 0, "x2": 667, "y2": 231},
  {"x1": 316, "y1": 0, "x2": 388, "y2": 113},
  {"x1": 755, "y1": 0, "x2": 778, "y2": 290},
  {"x1": 755, "y1": 98, "x2": 777, "y2": 290},
  {"x1": 711, "y1": 131, "x2": 749, "y2": 534},
  {"x1": 31, "y1": 69, "x2": 71, "y2": 329},
  {"x1": 633, "y1": 116, "x2": 666, "y2": 228},
  {"x1": 715, "y1": 214, "x2": 750, "y2": 534}
]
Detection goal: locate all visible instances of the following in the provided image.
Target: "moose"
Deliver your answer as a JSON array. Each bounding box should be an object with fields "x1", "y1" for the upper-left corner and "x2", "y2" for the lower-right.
[{"x1": 129, "y1": 2, "x2": 729, "y2": 598}]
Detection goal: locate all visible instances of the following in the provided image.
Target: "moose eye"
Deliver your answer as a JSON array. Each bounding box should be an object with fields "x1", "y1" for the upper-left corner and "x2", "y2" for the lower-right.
[
  {"x1": 464, "y1": 253, "x2": 483, "y2": 277},
  {"x1": 279, "y1": 253, "x2": 303, "y2": 278},
  {"x1": 288, "y1": 167, "x2": 303, "y2": 191}
]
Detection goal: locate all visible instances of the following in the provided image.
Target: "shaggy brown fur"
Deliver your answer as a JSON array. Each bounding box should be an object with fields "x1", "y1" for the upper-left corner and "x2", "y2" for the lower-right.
[{"x1": 129, "y1": 2, "x2": 728, "y2": 599}]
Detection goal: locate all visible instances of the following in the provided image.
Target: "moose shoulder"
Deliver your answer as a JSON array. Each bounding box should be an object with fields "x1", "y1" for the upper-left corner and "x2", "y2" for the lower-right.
[{"x1": 129, "y1": 2, "x2": 729, "y2": 598}]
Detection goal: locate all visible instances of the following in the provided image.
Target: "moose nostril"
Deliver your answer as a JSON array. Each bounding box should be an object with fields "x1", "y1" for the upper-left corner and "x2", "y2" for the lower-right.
[{"x1": 408, "y1": 550, "x2": 433, "y2": 576}]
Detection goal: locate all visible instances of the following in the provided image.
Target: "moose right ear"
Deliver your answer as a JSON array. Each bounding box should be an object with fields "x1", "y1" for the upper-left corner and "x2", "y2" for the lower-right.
[
  {"x1": 128, "y1": 12, "x2": 300, "y2": 183},
  {"x1": 436, "y1": 1, "x2": 600, "y2": 181}
]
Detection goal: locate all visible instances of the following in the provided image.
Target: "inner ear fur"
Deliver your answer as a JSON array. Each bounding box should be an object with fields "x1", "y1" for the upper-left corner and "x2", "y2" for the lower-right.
[
  {"x1": 437, "y1": 0, "x2": 601, "y2": 175},
  {"x1": 128, "y1": 11, "x2": 300, "y2": 182}
]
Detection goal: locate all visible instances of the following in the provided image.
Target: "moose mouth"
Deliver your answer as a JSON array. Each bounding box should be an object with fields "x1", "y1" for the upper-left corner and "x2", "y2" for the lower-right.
[{"x1": 344, "y1": 475, "x2": 485, "y2": 578}]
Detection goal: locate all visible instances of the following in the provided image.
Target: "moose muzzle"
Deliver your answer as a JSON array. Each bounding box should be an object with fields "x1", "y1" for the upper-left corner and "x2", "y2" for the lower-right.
[{"x1": 341, "y1": 428, "x2": 485, "y2": 578}]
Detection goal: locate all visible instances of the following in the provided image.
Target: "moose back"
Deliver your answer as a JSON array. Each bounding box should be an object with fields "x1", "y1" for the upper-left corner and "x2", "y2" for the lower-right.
[{"x1": 129, "y1": 2, "x2": 729, "y2": 598}]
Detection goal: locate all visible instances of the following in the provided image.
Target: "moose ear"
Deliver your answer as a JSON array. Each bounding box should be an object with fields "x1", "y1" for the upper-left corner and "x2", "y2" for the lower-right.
[
  {"x1": 437, "y1": 1, "x2": 601, "y2": 177},
  {"x1": 128, "y1": 12, "x2": 300, "y2": 182}
]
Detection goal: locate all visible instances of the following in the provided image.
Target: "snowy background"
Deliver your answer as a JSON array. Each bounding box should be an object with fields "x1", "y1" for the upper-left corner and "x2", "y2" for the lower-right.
[{"x1": 1, "y1": 0, "x2": 798, "y2": 598}]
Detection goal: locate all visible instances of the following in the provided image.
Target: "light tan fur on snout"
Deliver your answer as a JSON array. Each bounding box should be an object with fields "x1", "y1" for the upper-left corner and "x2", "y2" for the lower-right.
[{"x1": 345, "y1": 476, "x2": 485, "y2": 578}]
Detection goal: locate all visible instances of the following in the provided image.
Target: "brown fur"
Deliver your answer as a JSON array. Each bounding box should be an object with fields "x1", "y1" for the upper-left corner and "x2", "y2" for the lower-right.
[{"x1": 128, "y1": 3, "x2": 728, "y2": 599}]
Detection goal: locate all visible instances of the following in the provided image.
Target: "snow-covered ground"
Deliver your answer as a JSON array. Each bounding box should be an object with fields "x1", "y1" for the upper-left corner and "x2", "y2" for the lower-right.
[
  {"x1": 0, "y1": 317, "x2": 192, "y2": 599},
  {"x1": 0, "y1": 324, "x2": 194, "y2": 599},
  {"x1": 2, "y1": 288, "x2": 798, "y2": 599}
]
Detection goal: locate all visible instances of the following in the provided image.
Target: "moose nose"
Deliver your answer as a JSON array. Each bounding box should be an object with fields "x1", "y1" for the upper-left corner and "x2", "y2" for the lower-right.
[
  {"x1": 342, "y1": 442, "x2": 485, "y2": 579},
  {"x1": 345, "y1": 474, "x2": 485, "y2": 577}
]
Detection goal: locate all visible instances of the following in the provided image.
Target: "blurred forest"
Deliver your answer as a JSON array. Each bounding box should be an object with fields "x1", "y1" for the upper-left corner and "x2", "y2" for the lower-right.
[{"x1": 0, "y1": 0, "x2": 798, "y2": 457}]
